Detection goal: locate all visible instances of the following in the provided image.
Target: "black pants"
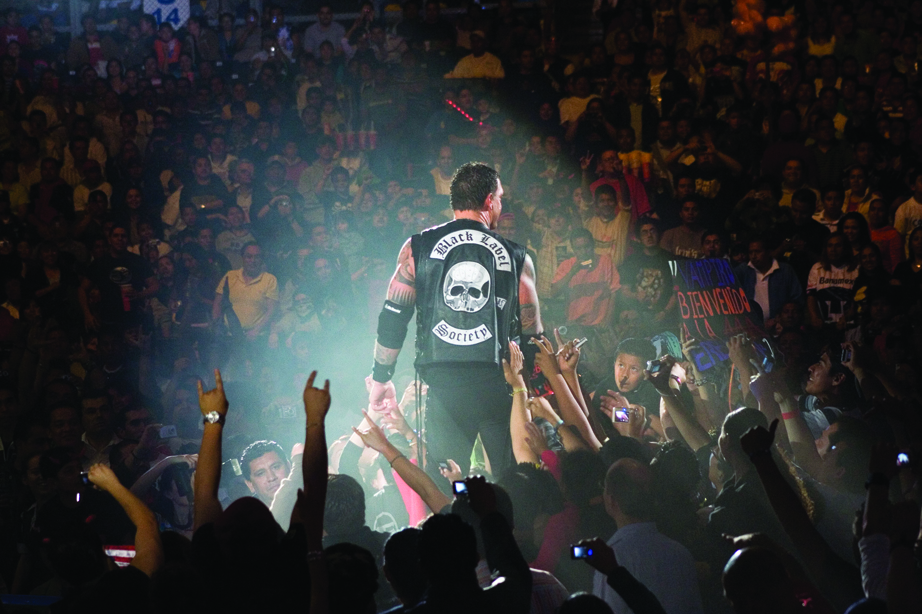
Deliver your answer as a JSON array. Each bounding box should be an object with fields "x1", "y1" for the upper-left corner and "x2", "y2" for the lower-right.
[{"x1": 421, "y1": 365, "x2": 513, "y2": 484}]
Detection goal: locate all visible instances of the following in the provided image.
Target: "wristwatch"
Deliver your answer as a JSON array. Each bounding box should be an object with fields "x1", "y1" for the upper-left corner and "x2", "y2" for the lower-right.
[{"x1": 203, "y1": 411, "x2": 226, "y2": 426}]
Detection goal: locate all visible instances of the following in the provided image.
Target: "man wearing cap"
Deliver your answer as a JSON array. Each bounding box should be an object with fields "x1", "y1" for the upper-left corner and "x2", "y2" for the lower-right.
[{"x1": 444, "y1": 30, "x2": 505, "y2": 79}]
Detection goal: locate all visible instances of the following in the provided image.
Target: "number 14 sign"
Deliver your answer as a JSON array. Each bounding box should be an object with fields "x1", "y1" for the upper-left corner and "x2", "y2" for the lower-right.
[{"x1": 144, "y1": 0, "x2": 190, "y2": 29}]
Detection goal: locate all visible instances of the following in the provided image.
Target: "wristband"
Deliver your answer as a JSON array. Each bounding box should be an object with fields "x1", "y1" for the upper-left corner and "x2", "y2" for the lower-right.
[
  {"x1": 388, "y1": 453, "x2": 406, "y2": 466},
  {"x1": 372, "y1": 360, "x2": 395, "y2": 384},
  {"x1": 510, "y1": 387, "x2": 527, "y2": 396},
  {"x1": 781, "y1": 412, "x2": 797, "y2": 420},
  {"x1": 306, "y1": 422, "x2": 323, "y2": 429}
]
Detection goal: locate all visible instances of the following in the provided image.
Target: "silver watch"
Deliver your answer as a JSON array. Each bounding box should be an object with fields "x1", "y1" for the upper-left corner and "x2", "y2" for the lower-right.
[{"x1": 203, "y1": 411, "x2": 225, "y2": 425}]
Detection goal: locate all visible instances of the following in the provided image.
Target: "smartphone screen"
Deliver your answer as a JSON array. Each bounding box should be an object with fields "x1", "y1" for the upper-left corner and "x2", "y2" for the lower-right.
[
  {"x1": 613, "y1": 409, "x2": 630, "y2": 423},
  {"x1": 571, "y1": 545, "x2": 593, "y2": 559}
]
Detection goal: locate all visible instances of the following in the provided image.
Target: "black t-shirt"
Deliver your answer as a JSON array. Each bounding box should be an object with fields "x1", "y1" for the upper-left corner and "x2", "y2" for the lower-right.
[
  {"x1": 591, "y1": 376, "x2": 661, "y2": 418},
  {"x1": 771, "y1": 218, "x2": 831, "y2": 253},
  {"x1": 86, "y1": 252, "x2": 155, "y2": 324},
  {"x1": 179, "y1": 176, "x2": 230, "y2": 212},
  {"x1": 618, "y1": 248, "x2": 674, "y2": 312}
]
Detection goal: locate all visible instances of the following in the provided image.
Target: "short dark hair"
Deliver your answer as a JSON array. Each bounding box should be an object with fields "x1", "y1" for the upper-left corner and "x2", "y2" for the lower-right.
[
  {"x1": 604, "y1": 458, "x2": 653, "y2": 519},
  {"x1": 701, "y1": 229, "x2": 723, "y2": 245},
  {"x1": 594, "y1": 184, "x2": 617, "y2": 202},
  {"x1": 240, "y1": 440, "x2": 285, "y2": 480},
  {"x1": 636, "y1": 214, "x2": 661, "y2": 235},
  {"x1": 792, "y1": 188, "x2": 817, "y2": 209},
  {"x1": 615, "y1": 337, "x2": 655, "y2": 363},
  {"x1": 325, "y1": 473, "x2": 366, "y2": 534},
  {"x1": 570, "y1": 227, "x2": 594, "y2": 245},
  {"x1": 383, "y1": 528, "x2": 425, "y2": 604},
  {"x1": 449, "y1": 162, "x2": 500, "y2": 212}
]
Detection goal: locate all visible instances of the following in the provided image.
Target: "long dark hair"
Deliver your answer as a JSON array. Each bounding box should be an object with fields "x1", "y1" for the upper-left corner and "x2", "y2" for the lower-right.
[
  {"x1": 836, "y1": 212, "x2": 870, "y2": 251},
  {"x1": 819, "y1": 231, "x2": 857, "y2": 271}
]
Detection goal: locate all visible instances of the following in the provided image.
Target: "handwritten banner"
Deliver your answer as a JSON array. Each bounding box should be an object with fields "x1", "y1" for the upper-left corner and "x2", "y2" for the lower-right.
[{"x1": 670, "y1": 258, "x2": 775, "y2": 372}]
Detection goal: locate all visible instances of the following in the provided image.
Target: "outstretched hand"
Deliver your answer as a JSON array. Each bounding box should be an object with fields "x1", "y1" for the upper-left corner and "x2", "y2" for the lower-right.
[
  {"x1": 303, "y1": 371, "x2": 331, "y2": 423},
  {"x1": 197, "y1": 368, "x2": 229, "y2": 417},
  {"x1": 573, "y1": 538, "x2": 619, "y2": 575},
  {"x1": 502, "y1": 340, "x2": 526, "y2": 387},
  {"x1": 740, "y1": 419, "x2": 778, "y2": 458},
  {"x1": 367, "y1": 375, "x2": 397, "y2": 414},
  {"x1": 464, "y1": 475, "x2": 497, "y2": 517},
  {"x1": 533, "y1": 335, "x2": 561, "y2": 376},
  {"x1": 87, "y1": 463, "x2": 122, "y2": 493},
  {"x1": 524, "y1": 420, "x2": 550, "y2": 457},
  {"x1": 554, "y1": 329, "x2": 581, "y2": 374},
  {"x1": 351, "y1": 410, "x2": 391, "y2": 454},
  {"x1": 643, "y1": 354, "x2": 676, "y2": 394}
]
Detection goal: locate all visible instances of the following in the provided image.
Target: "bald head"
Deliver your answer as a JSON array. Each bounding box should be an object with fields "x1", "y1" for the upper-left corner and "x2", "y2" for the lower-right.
[{"x1": 723, "y1": 547, "x2": 797, "y2": 614}]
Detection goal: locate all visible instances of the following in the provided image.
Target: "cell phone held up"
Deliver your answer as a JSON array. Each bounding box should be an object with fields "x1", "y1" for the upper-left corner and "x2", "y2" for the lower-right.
[
  {"x1": 612, "y1": 408, "x2": 630, "y2": 423},
  {"x1": 452, "y1": 481, "x2": 468, "y2": 496},
  {"x1": 571, "y1": 545, "x2": 593, "y2": 559},
  {"x1": 647, "y1": 360, "x2": 663, "y2": 374}
]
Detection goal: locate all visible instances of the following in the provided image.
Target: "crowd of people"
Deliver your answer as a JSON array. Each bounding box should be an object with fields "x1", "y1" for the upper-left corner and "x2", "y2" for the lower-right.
[{"x1": 0, "y1": 0, "x2": 921, "y2": 612}]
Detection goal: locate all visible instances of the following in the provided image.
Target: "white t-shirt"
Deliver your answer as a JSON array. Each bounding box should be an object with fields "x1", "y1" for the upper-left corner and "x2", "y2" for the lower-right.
[
  {"x1": 806, "y1": 262, "x2": 859, "y2": 323},
  {"x1": 894, "y1": 197, "x2": 922, "y2": 238}
]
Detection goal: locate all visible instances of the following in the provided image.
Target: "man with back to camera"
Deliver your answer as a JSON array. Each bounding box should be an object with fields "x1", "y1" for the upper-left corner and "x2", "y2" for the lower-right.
[
  {"x1": 240, "y1": 439, "x2": 290, "y2": 506},
  {"x1": 367, "y1": 162, "x2": 541, "y2": 480}
]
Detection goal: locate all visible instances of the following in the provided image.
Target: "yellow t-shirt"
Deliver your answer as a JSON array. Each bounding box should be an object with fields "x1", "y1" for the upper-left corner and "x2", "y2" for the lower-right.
[{"x1": 215, "y1": 269, "x2": 279, "y2": 330}]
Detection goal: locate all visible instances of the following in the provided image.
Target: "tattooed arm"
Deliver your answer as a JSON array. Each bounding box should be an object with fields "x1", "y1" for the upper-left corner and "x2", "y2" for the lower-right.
[
  {"x1": 519, "y1": 254, "x2": 542, "y2": 335},
  {"x1": 370, "y1": 239, "x2": 417, "y2": 409}
]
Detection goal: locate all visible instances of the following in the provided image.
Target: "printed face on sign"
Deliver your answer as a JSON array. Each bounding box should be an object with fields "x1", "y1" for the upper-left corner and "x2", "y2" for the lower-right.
[{"x1": 443, "y1": 261, "x2": 490, "y2": 313}]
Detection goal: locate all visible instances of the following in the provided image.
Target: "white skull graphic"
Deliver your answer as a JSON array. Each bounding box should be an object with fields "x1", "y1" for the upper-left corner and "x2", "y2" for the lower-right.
[{"x1": 443, "y1": 261, "x2": 490, "y2": 313}]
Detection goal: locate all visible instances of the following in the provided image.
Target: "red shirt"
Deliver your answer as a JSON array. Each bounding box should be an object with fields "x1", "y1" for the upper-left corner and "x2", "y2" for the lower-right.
[
  {"x1": 551, "y1": 255, "x2": 620, "y2": 326},
  {"x1": 871, "y1": 226, "x2": 904, "y2": 273}
]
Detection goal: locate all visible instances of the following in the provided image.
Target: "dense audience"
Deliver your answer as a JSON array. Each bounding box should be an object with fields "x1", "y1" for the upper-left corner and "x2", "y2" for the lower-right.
[{"x1": 0, "y1": 0, "x2": 921, "y2": 612}]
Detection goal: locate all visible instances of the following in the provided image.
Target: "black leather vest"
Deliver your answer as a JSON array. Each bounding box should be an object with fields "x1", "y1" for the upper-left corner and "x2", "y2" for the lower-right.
[{"x1": 412, "y1": 219, "x2": 526, "y2": 371}]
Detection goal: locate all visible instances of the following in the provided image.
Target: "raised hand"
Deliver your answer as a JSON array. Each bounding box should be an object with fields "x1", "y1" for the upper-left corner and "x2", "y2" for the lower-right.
[
  {"x1": 524, "y1": 420, "x2": 550, "y2": 457},
  {"x1": 726, "y1": 335, "x2": 754, "y2": 375},
  {"x1": 554, "y1": 329, "x2": 581, "y2": 373},
  {"x1": 579, "y1": 152, "x2": 594, "y2": 171},
  {"x1": 627, "y1": 405, "x2": 646, "y2": 440},
  {"x1": 303, "y1": 371, "x2": 331, "y2": 424},
  {"x1": 367, "y1": 375, "x2": 397, "y2": 414},
  {"x1": 528, "y1": 396, "x2": 561, "y2": 426},
  {"x1": 599, "y1": 389, "x2": 630, "y2": 420},
  {"x1": 351, "y1": 410, "x2": 391, "y2": 454},
  {"x1": 502, "y1": 340, "x2": 526, "y2": 387},
  {"x1": 464, "y1": 475, "x2": 497, "y2": 517},
  {"x1": 197, "y1": 368, "x2": 229, "y2": 417},
  {"x1": 87, "y1": 463, "x2": 122, "y2": 492},
  {"x1": 643, "y1": 354, "x2": 677, "y2": 394},
  {"x1": 380, "y1": 403, "x2": 413, "y2": 439},
  {"x1": 533, "y1": 335, "x2": 561, "y2": 376},
  {"x1": 439, "y1": 458, "x2": 463, "y2": 483},
  {"x1": 573, "y1": 537, "x2": 618, "y2": 575},
  {"x1": 740, "y1": 419, "x2": 778, "y2": 458}
]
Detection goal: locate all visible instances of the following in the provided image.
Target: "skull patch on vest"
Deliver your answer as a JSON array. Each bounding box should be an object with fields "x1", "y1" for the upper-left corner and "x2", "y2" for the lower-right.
[{"x1": 443, "y1": 261, "x2": 490, "y2": 313}]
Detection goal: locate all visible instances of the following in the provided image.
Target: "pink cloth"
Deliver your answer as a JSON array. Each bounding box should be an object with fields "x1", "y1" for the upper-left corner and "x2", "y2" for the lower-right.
[{"x1": 392, "y1": 459, "x2": 428, "y2": 526}]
